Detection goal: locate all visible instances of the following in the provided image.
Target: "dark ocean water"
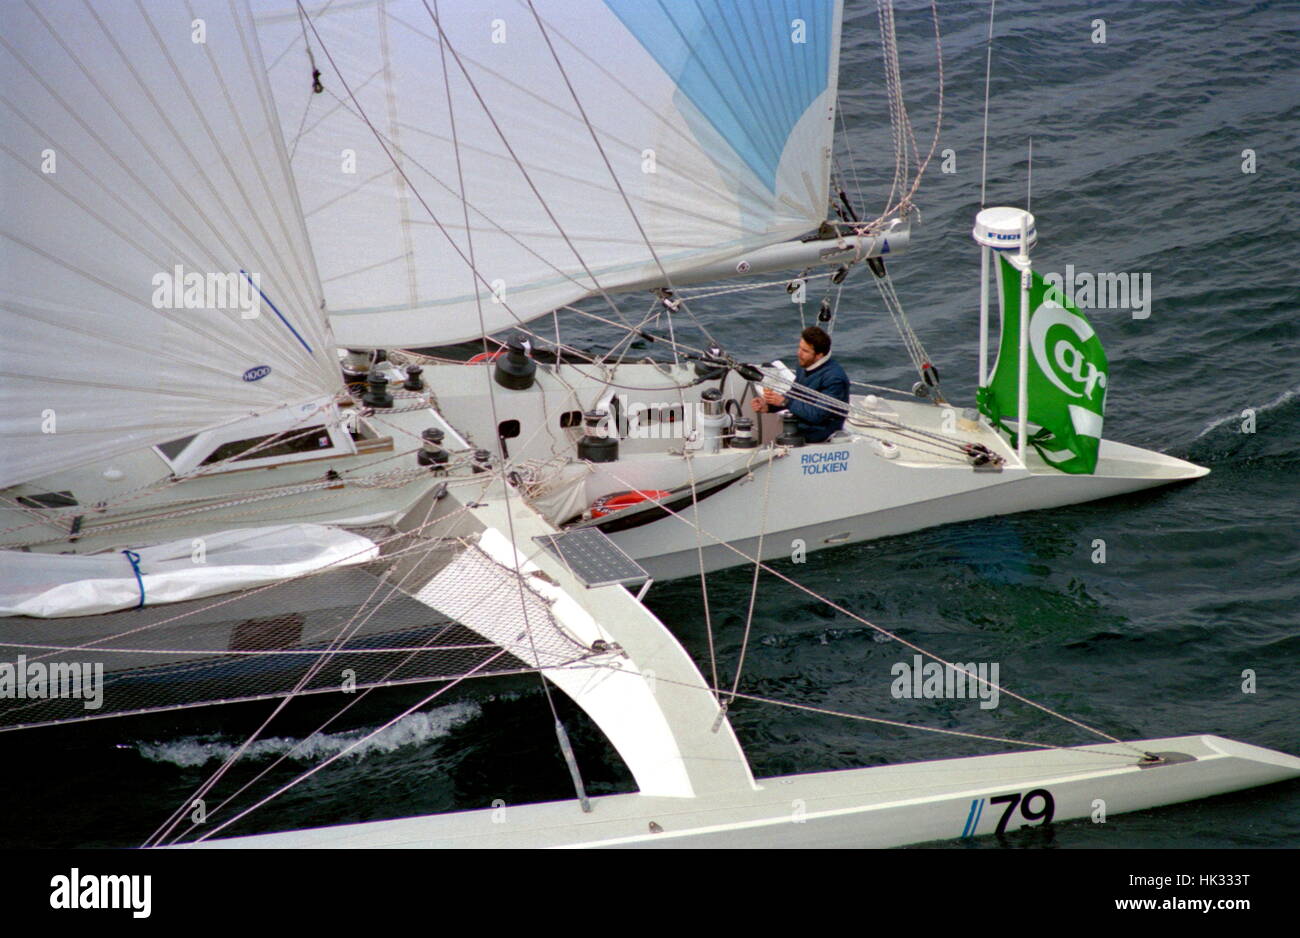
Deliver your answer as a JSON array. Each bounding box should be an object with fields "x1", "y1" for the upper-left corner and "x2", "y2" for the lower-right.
[{"x1": 5, "y1": 0, "x2": 1297, "y2": 849}]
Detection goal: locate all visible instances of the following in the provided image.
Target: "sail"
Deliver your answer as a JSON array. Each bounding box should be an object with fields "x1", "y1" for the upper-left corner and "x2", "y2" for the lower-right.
[
  {"x1": 0, "y1": 1, "x2": 341, "y2": 490},
  {"x1": 978, "y1": 254, "x2": 1109, "y2": 474},
  {"x1": 255, "y1": 0, "x2": 843, "y2": 348}
]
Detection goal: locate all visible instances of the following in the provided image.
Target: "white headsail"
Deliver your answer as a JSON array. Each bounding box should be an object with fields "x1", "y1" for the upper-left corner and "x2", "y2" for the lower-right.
[
  {"x1": 0, "y1": 1, "x2": 340, "y2": 489},
  {"x1": 255, "y1": 0, "x2": 843, "y2": 348}
]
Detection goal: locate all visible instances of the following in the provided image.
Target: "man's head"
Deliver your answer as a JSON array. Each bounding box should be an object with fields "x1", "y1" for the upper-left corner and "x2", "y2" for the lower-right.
[{"x1": 798, "y1": 326, "x2": 831, "y2": 368}]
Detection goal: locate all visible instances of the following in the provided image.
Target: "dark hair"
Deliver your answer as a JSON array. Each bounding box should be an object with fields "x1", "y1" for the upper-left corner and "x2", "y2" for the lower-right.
[{"x1": 800, "y1": 326, "x2": 831, "y2": 357}]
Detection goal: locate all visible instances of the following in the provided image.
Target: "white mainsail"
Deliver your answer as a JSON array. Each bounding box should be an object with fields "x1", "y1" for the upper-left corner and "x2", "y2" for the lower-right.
[
  {"x1": 0, "y1": 1, "x2": 340, "y2": 489},
  {"x1": 255, "y1": 0, "x2": 843, "y2": 348}
]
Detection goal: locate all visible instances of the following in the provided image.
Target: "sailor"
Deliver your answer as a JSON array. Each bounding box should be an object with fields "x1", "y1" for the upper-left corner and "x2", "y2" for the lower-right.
[{"x1": 750, "y1": 326, "x2": 850, "y2": 443}]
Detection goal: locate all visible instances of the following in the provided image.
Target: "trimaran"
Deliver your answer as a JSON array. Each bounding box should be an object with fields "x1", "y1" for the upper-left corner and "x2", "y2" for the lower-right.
[{"x1": 1, "y1": 0, "x2": 1295, "y2": 849}]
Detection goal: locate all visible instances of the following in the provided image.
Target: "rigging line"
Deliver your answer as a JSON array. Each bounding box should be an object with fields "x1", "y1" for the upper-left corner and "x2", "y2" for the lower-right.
[
  {"x1": 386, "y1": 4, "x2": 773, "y2": 214},
  {"x1": 287, "y1": 90, "x2": 314, "y2": 162},
  {"x1": 429, "y1": 0, "x2": 570, "y2": 770},
  {"x1": 1, "y1": 401, "x2": 341, "y2": 544},
  {"x1": 874, "y1": 271, "x2": 926, "y2": 375},
  {"x1": 727, "y1": 434, "x2": 775, "y2": 706},
  {"x1": 416, "y1": 0, "x2": 639, "y2": 339},
  {"x1": 295, "y1": 5, "x2": 639, "y2": 355},
  {"x1": 850, "y1": 379, "x2": 919, "y2": 397},
  {"x1": 263, "y1": 0, "x2": 338, "y2": 73},
  {"x1": 189, "y1": 0, "x2": 327, "y2": 329},
  {"x1": 674, "y1": 268, "x2": 838, "y2": 300},
  {"x1": 634, "y1": 675, "x2": 1140, "y2": 761},
  {"x1": 886, "y1": 2, "x2": 922, "y2": 197},
  {"x1": 881, "y1": 1, "x2": 910, "y2": 178},
  {"x1": 524, "y1": 0, "x2": 716, "y2": 350},
  {"x1": 888, "y1": 2, "x2": 918, "y2": 185},
  {"x1": 552, "y1": 305, "x2": 957, "y2": 456},
  {"x1": 19, "y1": 501, "x2": 484, "y2": 674},
  {"x1": 890, "y1": 0, "x2": 945, "y2": 216},
  {"x1": 294, "y1": 0, "x2": 323, "y2": 93},
  {"x1": 594, "y1": 301, "x2": 658, "y2": 367},
  {"x1": 123, "y1": 0, "x2": 320, "y2": 334},
  {"x1": 186, "y1": 648, "x2": 511, "y2": 845},
  {"x1": 588, "y1": 461, "x2": 1145, "y2": 756},
  {"x1": 144, "y1": 522, "x2": 454, "y2": 847},
  {"x1": 144, "y1": 500, "x2": 494, "y2": 846},
  {"x1": 166, "y1": 506, "x2": 484, "y2": 844},
  {"x1": 0, "y1": 126, "x2": 302, "y2": 368},
  {"x1": 181, "y1": 629, "x2": 514, "y2": 842},
  {"x1": 0, "y1": 154, "x2": 315, "y2": 382},
  {"x1": 674, "y1": 384, "x2": 720, "y2": 702},
  {"x1": 835, "y1": 94, "x2": 867, "y2": 213},
  {"x1": 979, "y1": 0, "x2": 997, "y2": 208},
  {"x1": 8, "y1": 11, "x2": 320, "y2": 363},
  {"x1": 876, "y1": 0, "x2": 904, "y2": 217},
  {"x1": 375, "y1": 0, "x2": 419, "y2": 309}
]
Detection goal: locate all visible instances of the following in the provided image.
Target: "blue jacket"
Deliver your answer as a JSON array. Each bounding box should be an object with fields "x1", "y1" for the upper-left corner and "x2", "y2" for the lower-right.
[{"x1": 783, "y1": 357, "x2": 849, "y2": 443}]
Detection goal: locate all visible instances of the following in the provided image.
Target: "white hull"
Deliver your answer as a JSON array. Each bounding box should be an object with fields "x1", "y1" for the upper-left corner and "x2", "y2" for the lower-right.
[
  {"x1": 612, "y1": 435, "x2": 1205, "y2": 580},
  {"x1": 406, "y1": 360, "x2": 1207, "y2": 581},
  {"x1": 193, "y1": 734, "x2": 1300, "y2": 849}
]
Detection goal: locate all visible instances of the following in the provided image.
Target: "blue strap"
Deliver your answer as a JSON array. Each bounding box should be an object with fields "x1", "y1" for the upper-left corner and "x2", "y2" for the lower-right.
[
  {"x1": 122, "y1": 549, "x2": 145, "y2": 609},
  {"x1": 240, "y1": 270, "x2": 313, "y2": 354}
]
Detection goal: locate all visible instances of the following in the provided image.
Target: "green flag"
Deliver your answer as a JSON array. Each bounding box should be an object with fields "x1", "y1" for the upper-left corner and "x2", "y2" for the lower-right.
[{"x1": 977, "y1": 254, "x2": 1109, "y2": 474}]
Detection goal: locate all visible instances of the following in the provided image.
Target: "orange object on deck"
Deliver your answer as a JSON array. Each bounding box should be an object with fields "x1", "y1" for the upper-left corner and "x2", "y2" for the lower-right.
[{"x1": 589, "y1": 490, "x2": 671, "y2": 519}]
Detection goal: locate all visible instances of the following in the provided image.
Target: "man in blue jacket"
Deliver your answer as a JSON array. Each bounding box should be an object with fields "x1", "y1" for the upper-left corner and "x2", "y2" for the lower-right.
[{"x1": 749, "y1": 326, "x2": 849, "y2": 443}]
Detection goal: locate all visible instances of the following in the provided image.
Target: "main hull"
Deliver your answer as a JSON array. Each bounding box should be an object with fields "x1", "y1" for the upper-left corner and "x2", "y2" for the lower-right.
[
  {"x1": 408, "y1": 360, "x2": 1208, "y2": 582},
  {"x1": 613, "y1": 436, "x2": 1207, "y2": 580}
]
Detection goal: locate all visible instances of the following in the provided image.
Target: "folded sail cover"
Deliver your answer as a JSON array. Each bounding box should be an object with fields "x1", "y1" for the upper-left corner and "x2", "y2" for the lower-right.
[
  {"x1": 254, "y1": 0, "x2": 843, "y2": 348},
  {"x1": 0, "y1": 525, "x2": 378, "y2": 619},
  {"x1": 979, "y1": 255, "x2": 1110, "y2": 474},
  {"x1": 0, "y1": 2, "x2": 341, "y2": 489}
]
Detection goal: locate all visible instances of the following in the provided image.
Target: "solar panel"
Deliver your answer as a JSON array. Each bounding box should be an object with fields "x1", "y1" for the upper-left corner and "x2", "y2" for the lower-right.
[{"x1": 533, "y1": 528, "x2": 650, "y2": 589}]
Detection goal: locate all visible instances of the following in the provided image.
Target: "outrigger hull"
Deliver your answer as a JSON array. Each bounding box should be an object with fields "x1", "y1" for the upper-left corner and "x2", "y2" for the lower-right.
[{"x1": 194, "y1": 734, "x2": 1300, "y2": 849}]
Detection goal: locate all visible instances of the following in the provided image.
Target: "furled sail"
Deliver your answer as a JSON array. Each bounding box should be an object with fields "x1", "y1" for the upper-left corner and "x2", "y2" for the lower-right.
[
  {"x1": 256, "y1": 0, "x2": 843, "y2": 348},
  {"x1": 0, "y1": 1, "x2": 341, "y2": 489}
]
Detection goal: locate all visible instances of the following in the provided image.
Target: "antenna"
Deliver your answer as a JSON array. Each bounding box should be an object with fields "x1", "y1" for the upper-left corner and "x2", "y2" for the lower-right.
[
  {"x1": 1027, "y1": 136, "x2": 1033, "y2": 213},
  {"x1": 979, "y1": 0, "x2": 997, "y2": 208}
]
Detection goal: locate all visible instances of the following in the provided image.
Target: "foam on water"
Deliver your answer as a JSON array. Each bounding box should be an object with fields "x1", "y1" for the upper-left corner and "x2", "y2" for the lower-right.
[
  {"x1": 1194, "y1": 383, "x2": 1299, "y2": 439},
  {"x1": 135, "y1": 701, "x2": 480, "y2": 768}
]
